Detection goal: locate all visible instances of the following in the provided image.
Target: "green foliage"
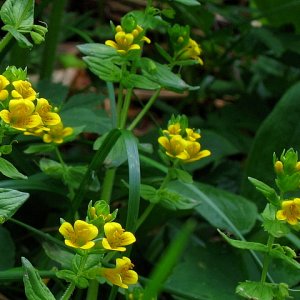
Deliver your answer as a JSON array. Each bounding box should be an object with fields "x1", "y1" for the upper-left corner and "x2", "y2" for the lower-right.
[
  {"x1": 22, "y1": 257, "x2": 56, "y2": 300},
  {"x1": 0, "y1": 157, "x2": 27, "y2": 179},
  {"x1": 0, "y1": 226, "x2": 15, "y2": 270},
  {"x1": 0, "y1": 188, "x2": 29, "y2": 223}
]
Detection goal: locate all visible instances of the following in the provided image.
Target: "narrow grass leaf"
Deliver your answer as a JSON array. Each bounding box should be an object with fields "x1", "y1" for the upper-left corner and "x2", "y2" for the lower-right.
[
  {"x1": 122, "y1": 130, "x2": 141, "y2": 233},
  {"x1": 72, "y1": 128, "x2": 121, "y2": 213},
  {"x1": 143, "y1": 219, "x2": 196, "y2": 300}
]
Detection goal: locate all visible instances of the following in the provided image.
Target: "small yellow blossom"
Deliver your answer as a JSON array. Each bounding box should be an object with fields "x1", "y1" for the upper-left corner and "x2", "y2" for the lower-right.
[
  {"x1": 274, "y1": 160, "x2": 284, "y2": 173},
  {"x1": 102, "y1": 222, "x2": 136, "y2": 252},
  {"x1": 162, "y1": 123, "x2": 181, "y2": 136},
  {"x1": 186, "y1": 128, "x2": 201, "y2": 141},
  {"x1": 0, "y1": 75, "x2": 9, "y2": 101},
  {"x1": 177, "y1": 38, "x2": 203, "y2": 65},
  {"x1": 0, "y1": 99, "x2": 42, "y2": 131},
  {"x1": 177, "y1": 141, "x2": 211, "y2": 163},
  {"x1": 59, "y1": 220, "x2": 98, "y2": 249},
  {"x1": 35, "y1": 98, "x2": 61, "y2": 126},
  {"x1": 42, "y1": 122, "x2": 73, "y2": 144},
  {"x1": 276, "y1": 199, "x2": 300, "y2": 225},
  {"x1": 11, "y1": 80, "x2": 37, "y2": 101},
  {"x1": 158, "y1": 135, "x2": 186, "y2": 159},
  {"x1": 105, "y1": 31, "x2": 140, "y2": 55},
  {"x1": 102, "y1": 257, "x2": 138, "y2": 288}
]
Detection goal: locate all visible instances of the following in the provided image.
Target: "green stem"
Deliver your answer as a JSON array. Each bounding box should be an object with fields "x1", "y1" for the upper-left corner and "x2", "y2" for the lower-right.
[
  {"x1": 260, "y1": 235, "x2": 275, "y2": 283},
  {"x1": 9, "y1": 218, "x2": 66, "y2": 248},
  {"x1": 119, "y1": 88, "x2": 133, "y2": 129},
  {"x1": 137, "y1": 168, "x2": 172, "y2": 229},
  {"x1": 108, "y1": 286, "x2": 119, "y2": 300},
  {"x1": 100, "y1": 167, "x2": 116, "y2": 204},
  {"x1": 40, "y1": 0, "x2": 68, "y2": 79},
  {"x1": 0, "y1": 269, "x2": 56, "y2": 281},
  {"x1": 60, "y1": 282, "x2": 76, "y2": 300},
  {"x1": 136, "y1": 203, "x2": 155, "y2": 230},
  {"x1": 55, "y1": 147, "x2": 75, "y2": 201},
  {"x1": 0, "y1": 33, "x2": 13, "y2": 55},
  {"x1": 127, "y1": 88, "x2": 161, "y2": 131},
  {"x1": 86, "y1": 280, "x2": 99, "y2": 300}
]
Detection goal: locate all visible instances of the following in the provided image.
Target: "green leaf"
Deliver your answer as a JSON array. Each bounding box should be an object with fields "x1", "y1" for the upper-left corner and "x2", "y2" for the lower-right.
[
  {"x1": 0, "y1": 0, "x2": 34, "y2": 30},
  {"x1": 2, "y1": 24, "x2": 32, "y2": 48},
  {"x1": 173, "y1": 168, "x2": 193, "y2": 184},
  {"x1": 140, "y1": 184, "x2": 159, "y2": 203},
  {"x1": 42, "y1": 242, "x2": 73, "y2": 269},
  {"x1": 236, "y1": 281, "x2": 289, "y2": 300},
  {"x1": 261, "y1": 204, "x2": 290, "y2": 238},
  {"x1": 164, "y1": 241, "x2": 244, "y2": 299},
  {"x1": 253, "y1": 0, "x2": 300, "y2": 33},
  {"x1": 77, "y1": 43, "x2": 118, "y2": 59},
  {"x1": 168, "y1": 181, "x2": 257, "y2": 234},
  {"x1": 39, "y1": 158, "x2": 63, "y2": 179},
  {"x1": 122, "y1": 74, "x2": 160, "y2": 90},
  {"x1": 241, "y1": 82, "x2": 300, "y2": 209},
  {"x1": 122, "y1": 130, "x2": 141, "y2": 233},
  {"x1": 220, "y1": 230, "x2": 300, "y2": 270},
  {"x1": 140, "y1": 58, "x2": 199, "y2": 92},
  {"x1": 143, "y1": 220, "x2": 196, "y2": 300},
  {"x1": 0, "y1": 157, "x2": 27, "y2": 179},
  {"x1": 83, "y1": 57, "x2": 122, "y2": 82},
  {"x1": 0, "y1": 226, "x2": 15, "y2": 270},
  {"x1": 94, "y1": 133, "x2": 127, "y2": 167},
  {"x1": 0, "y1": 188, "x2": 29, "y2": 223},
  {"x1": 56, "y1": 269, "x2": 89, "y2": 288},
  {"x1": 24, "y1": 143, "x2": 56, "y2": 154},
  {"x1": 60, "y1": 107, "x2": 111, "y2": 134},
  {"x1": 72, "y1": 129, "x2": 122, "y2": 213},
  {"x1": 22, "y1": 257, "x2": 56, "y2": 300},
  {"x1": 172, "y1": 0, "x2": 200, "y2": 6},
  {"x1": 248, "y1": 177, "x2": 280, "y2": 205}
]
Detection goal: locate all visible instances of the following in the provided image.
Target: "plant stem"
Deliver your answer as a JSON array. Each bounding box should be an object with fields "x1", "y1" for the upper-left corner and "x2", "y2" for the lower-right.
[
  {"x1": 136, "y1": 203, "x2": 155, "y2": 230},
  {"x1": 137, "y1": 168, "x2": 173, "y2": 229},
  {"x1": 119, "y1": 88, "x2": 133, "y2": 129},
  {"x1": 60, "y1": 282, "x2": 76, "y2": 300},
  {"x1": 100, "y1": 167, "x2": 116, "y2": 204},
  {"x1": 86, "y1": 280, "x2": 99, "y2": 300},
  {"x1": 40, "y1": 0, "x2": 68, "y2": 79},
  {"x1": 0, "y1": 33, "x2": 13, "y2": 55},
  {"x1": 9, "y1": 218, "x2": 66, "y2": 248},
  {"x1": 127, "y1": 88, "x2": 161, "y2": 131},
  {"x1": 108, "y1": 286, "x2": 119, "y2": 300},
  {"x1": 260, "y1": 235, "x2": 275, "y2": 283}
]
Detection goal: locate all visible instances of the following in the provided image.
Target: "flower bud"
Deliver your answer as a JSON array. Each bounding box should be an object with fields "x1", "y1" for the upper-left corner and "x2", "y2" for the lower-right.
[
  {"x1": 274, "y1": 161, "x2": 284, "y2": 174},
  {"x1": 121, "y1": 14, "x2": 137, "y2": 33},
  {"x1": 30, "y1": 31, "x2": 45, "y2": 45}
]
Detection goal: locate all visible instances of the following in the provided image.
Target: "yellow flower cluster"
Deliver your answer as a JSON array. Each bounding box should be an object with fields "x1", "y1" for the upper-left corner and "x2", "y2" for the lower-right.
[
  {"x1": 105, "y1": 24, "x2": 150, "y2": 55},
  {"x1": 276, "y1": 198, "x2": 300, "y2": 225},
  {"x1": 158, "y1": 122, "x2": 211, "y2": 163},
  {"x1": 0, "y1": 75, "x2": 73, "y2": 144},
  {"x1": 59, "y1": 213, "x2": 137, "y2": 288},
  {"x1": 176, "y1": 38, "x2": 204, "y2": 65}
]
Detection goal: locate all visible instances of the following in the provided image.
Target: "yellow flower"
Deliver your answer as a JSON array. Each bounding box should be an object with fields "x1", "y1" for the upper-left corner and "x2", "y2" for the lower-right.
[
  {"x1": 35, "y1": 98, "x2": 61, "y2": 126},
  {"x1": 177, "y1": 38, "x2": 203, "y2": 65},
  {"x1": 0, "y1": 99, "x2": 42, "y2": 131},
  {"x1": 177, "y1": 141, "x2": 211, "y2": 163},
  {"x1": 162, "y1": 123, "x2": 181, "y2": 136},
  {"x1": 186, "y1": 128, "x2": 201, "y2": 141},
  {"x1": 102, "y1": 222, "x2": 136, "y2": 252},
  {"x1": 158, "y1": 135, "x2": 186, "y2": 159},
  {"x1": 276, "y1": 199, "x2": 300, "y2": 225},
  {"x1": 0, "y1": 75, "x2": 9, "y2": 101},
  {"x1": 59, "y1": 220, "x2": 98, "y2": 249},
  {"x1": 42, "y1": 122, "x2": 73, "y2": 144},
  {"x1": 102, "y1": 257, "x2": 138, "y2": 288},
  {"x1": 11, "y1": 80, "x2": 37, "y2": 101},
  {"x1": 105, "y1": 31, "x2": 140, "y2": 55},
  {"x1": 274, "y1": 160, "x2": 284, "y2": 174}
]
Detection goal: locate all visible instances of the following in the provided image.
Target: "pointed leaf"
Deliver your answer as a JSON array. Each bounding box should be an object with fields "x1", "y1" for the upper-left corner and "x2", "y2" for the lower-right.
[
  {"x1": 0, "y1": 188, "x2": 29, "y2": 223},
  {"x1": 0, "y1": 157, "x2": 27, "y2": 179}
]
